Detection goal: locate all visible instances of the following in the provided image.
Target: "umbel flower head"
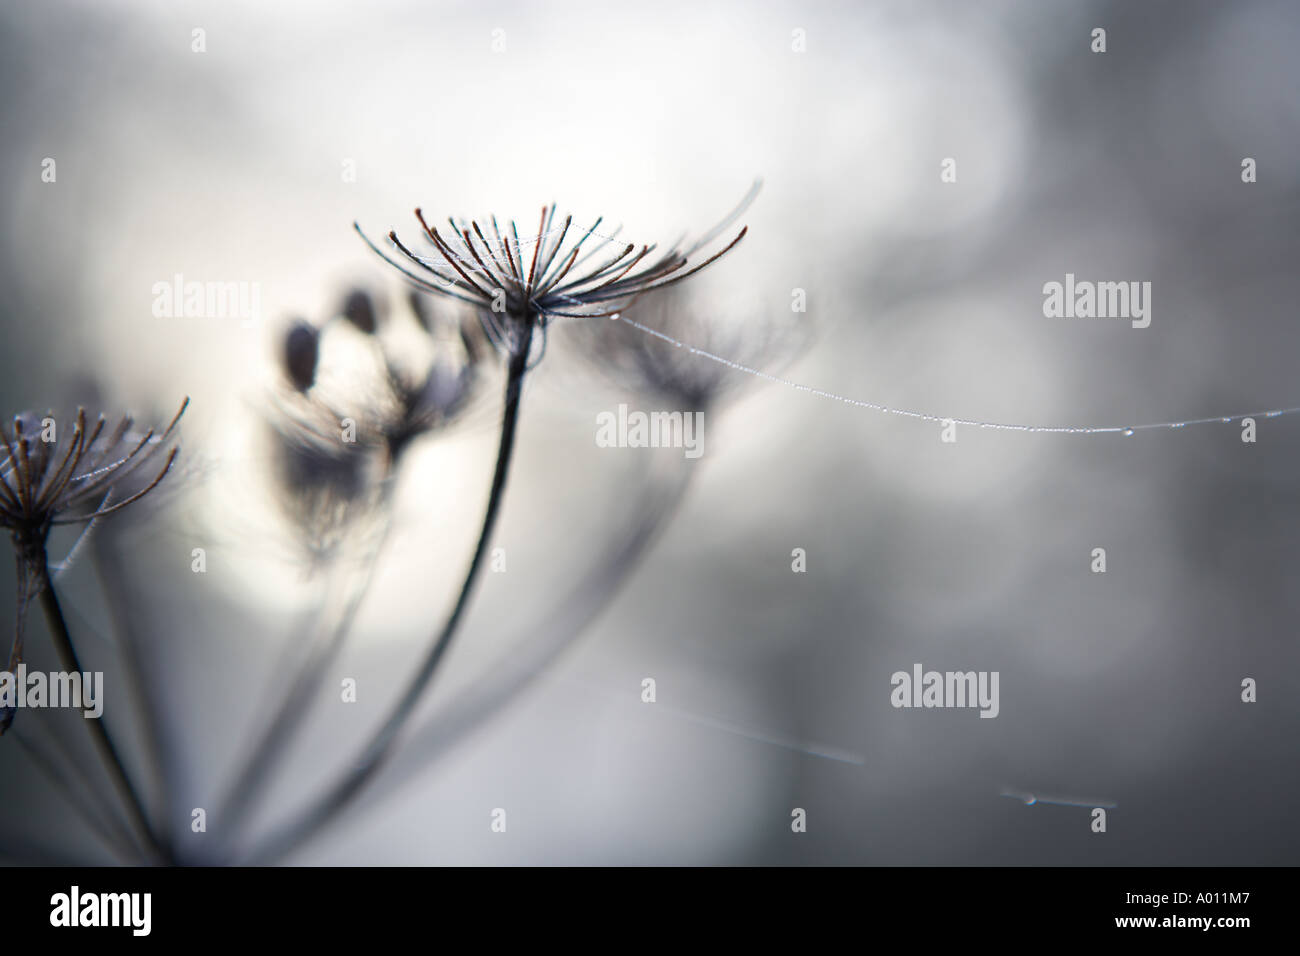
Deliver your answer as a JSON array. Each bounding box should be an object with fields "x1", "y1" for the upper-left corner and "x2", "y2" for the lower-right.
[
  {"x1": 355, "y1": 181, "x2": 760, "y2": 363},
  {"x1": 0, "y1": 400, "x2": 186, "y2": 710},
  {"x1": 0, "y1": 400, "x2": 187, "y2": 552}
]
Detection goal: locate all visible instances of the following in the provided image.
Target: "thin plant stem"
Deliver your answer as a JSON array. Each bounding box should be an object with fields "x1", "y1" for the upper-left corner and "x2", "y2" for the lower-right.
[
  {"x1": 248, "y1": 319, "x2": 536, "y2": 864},
  {"x1": 13, "y1": 722, "x2": 140, "y2": 861},
  {"x1": 355, "y1": 452, "x2": 695, "y2": 815},
  {"x1": 216, "y1": 501, "x2": 396, "y2": 842},
  {"x1": 7, "y1": 555, "x2": 143, "y2": 859},
  {"x1": 36, "y1": 562, "x2": 167, "y2": 863},
  {"x1": 90, "y1": 541, "x2": 178, "y2": 859}
]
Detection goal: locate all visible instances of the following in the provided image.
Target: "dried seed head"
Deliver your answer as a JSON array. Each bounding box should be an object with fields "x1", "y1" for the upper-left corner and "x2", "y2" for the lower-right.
[
  {"x1": 368, "y1": 289, "x2": 488, "y2": 460},
  {"x1": 0, "y1": 400, "x2": 187, "y2": 551},
  {"x1": 355, "y1": 181, "x2": 760, "y2": 365},
  {"x1": 0, "y1": 400, "x2": 185, "y2": 728},
  {"x1": 269, "y1": 283, "x2": 489, "y2": 530},
  {"x1": 284, "y1": 320, "x2": 320, "y2": 392},
  {"x1": 265, "y1": 399, "x2": 384, "y2": 568},
  {"x1": 379, "y1": 351, "x2": 479, "y2": 463}
]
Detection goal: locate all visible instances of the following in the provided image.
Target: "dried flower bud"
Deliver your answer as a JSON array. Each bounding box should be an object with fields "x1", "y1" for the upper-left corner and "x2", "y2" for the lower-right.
[
  {"x1": 284, "y1": 321, "x2": 319, "y2": 392},
  {"x1": 341, "y1": 288, "x2": 377, "y2": 335}
]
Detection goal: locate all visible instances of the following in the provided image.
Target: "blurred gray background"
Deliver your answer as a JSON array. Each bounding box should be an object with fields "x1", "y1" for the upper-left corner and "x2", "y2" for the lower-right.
[{"x1": 1, "y1": 0, "x2": 1298, "y2": 864}]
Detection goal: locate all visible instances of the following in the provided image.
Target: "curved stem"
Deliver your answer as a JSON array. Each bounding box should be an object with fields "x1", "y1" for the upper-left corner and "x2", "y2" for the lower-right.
[
  {"x1": 353, "y1": 453, "x2": 695, "y2": 815},
  {"x1": 37, "y1": 565, "x2": 167, "y2": 863},
  {"x1": 6, "y1": 546, "x2": 143, "y2": 860},
  {"x1": 247, "y1": 320, "x2": 536, "y2": 864}
]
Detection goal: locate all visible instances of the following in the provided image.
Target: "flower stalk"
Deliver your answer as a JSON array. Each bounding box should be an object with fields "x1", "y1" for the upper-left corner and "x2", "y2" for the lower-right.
[
  {"x1": 33, "y1": 549, "x2": 167, "y2": 862},
  {"x1": 249, "y1": 318, "x2": 535, "y2": 863}
]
